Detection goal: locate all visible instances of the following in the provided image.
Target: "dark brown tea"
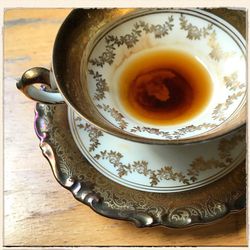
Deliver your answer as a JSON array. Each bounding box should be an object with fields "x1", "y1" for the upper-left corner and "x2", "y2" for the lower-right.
[{"x1": 118, "y1": 49, "x2": 213, "y2": 125}]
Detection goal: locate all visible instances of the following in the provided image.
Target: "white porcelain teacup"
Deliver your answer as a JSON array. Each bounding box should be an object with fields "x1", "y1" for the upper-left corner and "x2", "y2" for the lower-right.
[
  {"x1": 83, "y1": 9, "x2": 246, "y2": 143},
  {"x1": 17, "y1": 9, "x2": 246, "y2": 145}
]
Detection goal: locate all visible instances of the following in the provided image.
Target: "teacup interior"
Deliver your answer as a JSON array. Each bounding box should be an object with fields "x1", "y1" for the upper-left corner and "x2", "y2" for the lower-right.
[{"x1": 86, "y1": 9, "x2": 246, "y2": 140}]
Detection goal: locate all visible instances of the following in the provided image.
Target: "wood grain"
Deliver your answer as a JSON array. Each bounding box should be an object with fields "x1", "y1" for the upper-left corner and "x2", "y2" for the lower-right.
[{"x1": 3, "y1": 8, "x2": 247, "y2": 247}]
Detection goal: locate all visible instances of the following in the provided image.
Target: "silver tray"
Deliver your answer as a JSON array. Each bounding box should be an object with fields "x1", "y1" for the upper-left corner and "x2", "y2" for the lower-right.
[{"x1": 35, "y1": 103, "x2": 246, "y2": 228}]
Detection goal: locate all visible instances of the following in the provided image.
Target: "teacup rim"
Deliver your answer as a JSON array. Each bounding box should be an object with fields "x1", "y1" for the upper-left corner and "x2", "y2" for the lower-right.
[{"x1": 52, "y1": 8, "x2": 246, "y2": 145}]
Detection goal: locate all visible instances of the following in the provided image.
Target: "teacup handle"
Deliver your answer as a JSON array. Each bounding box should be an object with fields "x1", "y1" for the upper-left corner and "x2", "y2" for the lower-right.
[{"x1": 16, "y1": 67, "x2": 65, "y2": 104}]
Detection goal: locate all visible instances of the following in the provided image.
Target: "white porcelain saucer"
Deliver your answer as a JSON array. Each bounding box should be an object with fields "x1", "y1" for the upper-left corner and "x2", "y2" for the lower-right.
[{"x1": 68, "y1": 108, "x2": 245, "y2": 193}]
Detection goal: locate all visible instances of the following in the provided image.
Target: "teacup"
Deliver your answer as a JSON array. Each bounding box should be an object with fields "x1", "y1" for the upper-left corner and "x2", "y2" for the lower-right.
[{"x1": 17, "y1": 8, "x2": 246, "y2": 145}]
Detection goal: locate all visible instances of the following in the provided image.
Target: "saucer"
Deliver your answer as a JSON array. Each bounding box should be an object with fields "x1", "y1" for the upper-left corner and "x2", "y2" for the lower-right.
[
  {"x1": 68, "y1": 108, "x2": 246, "y2": 193},
  {"x1": 35, "y1": 103, "x2": 246, "y2": 228}
]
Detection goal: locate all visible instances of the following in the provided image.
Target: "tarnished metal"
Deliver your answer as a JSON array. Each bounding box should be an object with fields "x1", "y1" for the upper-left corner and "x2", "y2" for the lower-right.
[{"x1": 35, "y1": 103, "x2": 246, "y2": 228}]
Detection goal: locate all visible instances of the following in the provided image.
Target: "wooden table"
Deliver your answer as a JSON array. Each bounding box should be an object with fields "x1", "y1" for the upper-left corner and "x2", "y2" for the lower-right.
[{"x1": 4, "y1": 8, "x2": 247, "y2": 247}]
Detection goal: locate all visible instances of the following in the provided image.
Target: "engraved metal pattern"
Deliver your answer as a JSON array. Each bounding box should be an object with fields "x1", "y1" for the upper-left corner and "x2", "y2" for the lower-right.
[{"x1": 35, "y1": 103, "x2": 246, "y2": 228}]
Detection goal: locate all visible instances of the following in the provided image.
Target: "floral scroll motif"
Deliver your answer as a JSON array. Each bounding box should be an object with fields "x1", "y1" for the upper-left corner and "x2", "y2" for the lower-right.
[
  {"x1": 179, "y1": 14, "x2": 213, "y2": 40},
  {"x1": 90, "y1": 126, "x2": 244, "y2": 186},
  {"x1": 94, "y1": 150, "x2": 190, "y2": 186},
  {"x1": 187, "y1": 129, "x2": 245, "y2": 182},
  {"x1": 130, "y1": 123, "x2": 217, "y2": 139},
  {"x1": 173, "y1": 123, "x2": 217, "y2": 138},
  {"x1": 88, "y1": 69, "x2": 109, "y2": 101},
  {"x1": 36, "y1": 103, "x2": 246, "y2": 228},
  {"x1": 89, "y1": 16, "x2": 174, "y2": 68},
  {"x1": 75, "y1": 117, "x2": 104, "y2": 152},
  {"x1": 88, "y1": 13, "x2": 245, "y2": 139},
  {"x1": 224, "y1": 72, "x2": 245, "y2": 91},
  {"x1": 217, "y1": 131, "x2": 245, "y2": 162},
  {"x1": 130, "y1": 126, "x2": 172, "y2": 139},
  {"x1": 179, "y1": 15, "x2": 227, "y2": 61},
  {"x1": 212, "y1": 91, "x2": 245, "y2": 121},
  {"x1": 187, "y1": 157, "x2": 227, "y2": 182},
  {"x1": 208, "y1": 31, "x2": 226, "y2": 61},
  {"x1": 212, "y1": 71, "x2": 245, "y2": 121},
  {"x1": 96, "y1": 104, "x2": 128, "y2": 129}
]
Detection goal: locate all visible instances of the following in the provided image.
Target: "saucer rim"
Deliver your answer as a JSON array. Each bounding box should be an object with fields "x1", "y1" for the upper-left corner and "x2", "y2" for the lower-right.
[{"x1": 34, "y1": 102, "x2": 246, "y2": 228}]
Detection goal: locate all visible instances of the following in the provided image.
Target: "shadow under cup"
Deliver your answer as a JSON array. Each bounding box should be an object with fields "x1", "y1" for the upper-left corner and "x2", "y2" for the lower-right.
[{"x1": 84, "y1": 9, "x2": 246, "y2": 142}]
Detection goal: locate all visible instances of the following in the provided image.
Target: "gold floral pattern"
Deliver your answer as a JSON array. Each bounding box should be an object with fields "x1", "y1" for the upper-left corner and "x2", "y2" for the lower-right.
[
  {"x1": 91, "y1": 126, "x2": 245, "y2": 186},
  {"x1": 89, "y1": 17, "x2": 174, "y2": 67},
  {"x1": 88, "y1": 12, "x2": 245, "y2": 140},
  {"x1": 94, "y1": 150, "x2": 190, "y2": 186},
  {"x1": 36, "y1": 8, "x2": 246, "y2": 228},
  {"x1": 131, "y1": 123, "x2": 217, "y2": 139},
  {"x1": 179, "y1": 15, "x2": 228, "y2": 61},
  {"x1": 173, "y1": 123, "x2": 217, "y2": 138},
  {"x1": 179, "y1": 14, "x2": 213, "y2": 40},
  {"x1": 212, "y1": 72, "x2": 245, "y2": 121},
  {"x1": 217, "y1": 131, "x2": 245, "y2": 162},
  {"x1": 224, "y1": 72, "x2": 245, "y2": 91},
  {"x1": 212, "y1": 91, "x2": 245, "y2": 121},
  {"x1": 88, "y1": 69, "x2": 109, "y2": 101},
  {"x1": 130, "y1": 126, "x2": 172, "y2": 139},
  {"x1": 187, "y1": 130, "x2": 245, "y2": 182},
  {"x1": 187, "y1": 157, "x2": 227, "y2": 182},
  {"x1": 208, "y1": 31, "x2": 225, "y2": 61},
  {"x1": 37, "y1": 101, "x2": 246, "y2": 228},
  {"x1": 96, "y1": 103, "x2": 128, "y2": 129},
  {"x1": 75, "y1": 118, "x2": 104, "y2": 152}
]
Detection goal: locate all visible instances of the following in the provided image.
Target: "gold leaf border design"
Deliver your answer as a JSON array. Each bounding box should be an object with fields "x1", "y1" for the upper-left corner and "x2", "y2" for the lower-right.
[
  {"x1": 130, "y1": 126, "x2": 172, "y2": 139},
  {"x1": 212, "y1": 91, "x2": 245, "y2": 121},
  {"x1": 212, "y1": 72, "x2": 245, "y2": 121},
  {"x1": 89, "y1": 16, "x2": 174, "y2": 68},
  {"x1": 173, "y1": 123, "x2": 217, "y2": 138},
  {"x1": 38, "y1": 103, "x2": 246, "y2": 227},
  {"x1": 89, "y1": 16, "x2": 174, "y2": 101},
  {"x1": 187, "y1": 129, "x2": 245, "y2": 182},
  {"x1": 179, "y1": 15, "x2": 228, "y2": 62},
  {"x1": 208, "y1": 31, "x2": 227, "y2": 61},
  {"x1": 224, "y1": 72, "x2": 245, "y2": 91},
  {"x1": 130, "y1": 123, "x2": 217, "y2": 139},
  {"x1": 94, "y1": 150, "x2": 190, "y2": 186},
  {"x1": 96, "y1": 103, "x2": 128, "y2": 130},
  {"x1": 75, "y1": 117, "x2": 104, "y2": 152},
  {"x1": 217, "y1": 130, "x2": 245, "y2": 162},
  {"x1": 91, "y1": 14, "x2": 245, "y2": 138},
  {"x1": 92, "y1": 128, "x2": 244, "y2": 187},
  {"x1": 179, "y1": 14, "x2": 213, "y2": 40},
  {"x1": 187, "y1": 157, "x2": 227, "y2": 182},
  {"x1": 88, "y1": 69, "x2": 109, "y2": 101}
]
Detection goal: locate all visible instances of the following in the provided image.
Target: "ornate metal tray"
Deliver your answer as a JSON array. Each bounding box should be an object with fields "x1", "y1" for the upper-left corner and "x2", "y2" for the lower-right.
[{"x1": 35, "y1": 103, "x2": 246, "y2": 228}]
